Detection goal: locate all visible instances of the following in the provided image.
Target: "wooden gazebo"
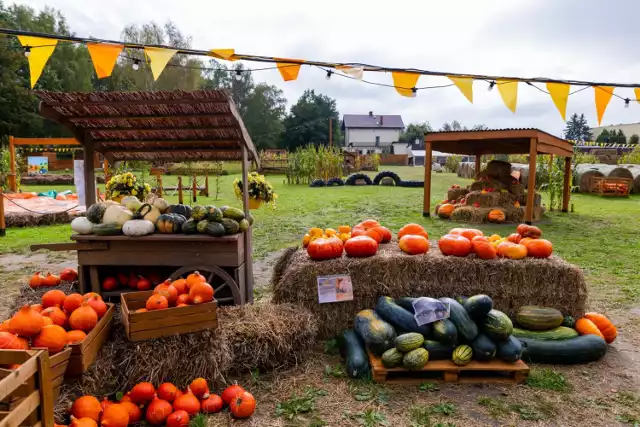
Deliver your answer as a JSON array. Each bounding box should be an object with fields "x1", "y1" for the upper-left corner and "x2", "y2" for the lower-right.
[
  {"x1": 34, "y1": 89, "x2": 259, "y2": 304},
  {"x1": 422, "y1": 128, "x2": 574, "y2": 224}
]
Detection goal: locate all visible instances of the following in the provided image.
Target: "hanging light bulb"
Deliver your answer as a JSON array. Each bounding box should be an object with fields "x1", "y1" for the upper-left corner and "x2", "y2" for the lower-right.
[
  {"x1": 488, "y1": 81, "x2": 496, "y2": 91},
  {"x1": 235, "y1": 69, "x2": 242, "y2": 81},
  {"x1": 411, "y1": 87, "x2": 418, "y2": 98},
  {"x1": 625, "y1": 98, "x2": 630, "y2": 108},
  {"x1": 24, "y1": 46, "x2": 31, "y2": 58},
  {"x1": 326, "y1": 70, "x2": 333, "y2": 80},
  {"x1": 132, "y1": 59, "x2": 140, "y2": 71}
]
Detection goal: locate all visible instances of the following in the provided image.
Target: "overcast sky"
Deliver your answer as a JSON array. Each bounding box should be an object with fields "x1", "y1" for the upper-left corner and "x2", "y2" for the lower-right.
[{"x1": 12, "y1": 0, "x2": 640, "y2": 136}]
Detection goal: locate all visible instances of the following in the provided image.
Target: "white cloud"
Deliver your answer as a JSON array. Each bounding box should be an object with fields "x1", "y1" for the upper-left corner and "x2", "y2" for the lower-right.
[{"x1": 12, "y1": 0, "x2": 640, "y2": 135}]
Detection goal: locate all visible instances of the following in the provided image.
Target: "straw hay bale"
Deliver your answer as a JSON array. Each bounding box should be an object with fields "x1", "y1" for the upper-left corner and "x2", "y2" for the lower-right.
[
  {"x1": 272, "y1": 245, "x2": 587, "y2": 339},
  {"x1": 9, "y1": 283, "x2": 76, "y2": 315},
  {"x1": 449, "y1": 206, "x2": 493, "y2": 223},
  {"x1": 484, "y1": 160, "x2": 512, "y2": 182},
  {"x1": 464, "y1": 191, "x2": 516, "y2": 208},
  {"x1": 5, "y1": 211, "x2": 81, "y2": 227},
  {"x1": 447, "y1": 188, "x2": 468, "y2": 201}
]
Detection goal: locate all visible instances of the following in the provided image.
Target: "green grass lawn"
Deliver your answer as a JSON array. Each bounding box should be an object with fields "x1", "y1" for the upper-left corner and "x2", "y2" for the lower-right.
[{"x1": 3, "y1": 166, "x2": 640, "y2": 304}]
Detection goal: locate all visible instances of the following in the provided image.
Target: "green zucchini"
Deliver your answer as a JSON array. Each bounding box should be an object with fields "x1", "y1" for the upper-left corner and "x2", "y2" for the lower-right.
[
  {"x1": 354, "y1": 309, "x2": 397, "y2": 356},
  {"x1": 375, "y1": 296, "x2": 431, "y2": 335},
  {"x1": 471, "y1": 333, "x2": 496, "y2": 361},
  {"x1": 432, "y1": 319, "x2": 458, "y2": 344},
  {"x1": 92, "y1": 222, "x2": 122, "y2": 236},
  {"x1": 498, "y1": 335, "x2": 523, "y2": 363},
  {"x1": 340, "y1": 329, "x2": 369, "y2": 378},
  {"x1": 439, "y1": 297, "x2": 478, "y2": 342},
  {"x1": 519, "y1": 335, "x2": 608, "y2": 365},
  {"x1": 512, "y1": 326, "x2": 578, "y2": 341},
  {"x1": 422, "y1": 340, "x2": 454, "y2": 360}
]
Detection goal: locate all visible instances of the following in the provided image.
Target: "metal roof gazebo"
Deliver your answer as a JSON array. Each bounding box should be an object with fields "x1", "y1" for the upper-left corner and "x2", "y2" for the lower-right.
[{"x1": 422, "y1": 128, "x2": 575, "y2": 224}]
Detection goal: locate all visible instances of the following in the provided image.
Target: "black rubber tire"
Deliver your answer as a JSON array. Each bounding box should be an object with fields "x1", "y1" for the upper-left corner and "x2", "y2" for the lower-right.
[
  {"x1": 345, "y1": 173, "x2": 373, "y2": 186},
  {"x1": 326, "y1": 177, "x2": 345, "y2": 186},
  {"x1": 373, "y1": 171, "x2": 402, "y2": 186},
  {"x1": 310, "y1": 179, "x2": 326, "y2": 187}
]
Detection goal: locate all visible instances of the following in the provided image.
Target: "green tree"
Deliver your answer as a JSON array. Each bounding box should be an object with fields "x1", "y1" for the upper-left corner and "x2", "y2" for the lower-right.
[
  {"x1": 400, "y1": 122, "x2": 433, "y2": 144},
  {"x1": 612, "y1": 129, "x2": 627, "y2": 144},
  {"x1": 440, "y1": 121, "x2": 488, "y2": 132},
  {"x1": 596, "y1": 129, "x2": 610, "y2": 143},
  {"x1": 629, "y1": 134, "x2": 639, "y2": 144},
  {"x1": 281, "y1": 90, "x2": 340, "y2": 150},
  {"x1": 564, "y1": 113, "x2": 592, "y2": 142}
]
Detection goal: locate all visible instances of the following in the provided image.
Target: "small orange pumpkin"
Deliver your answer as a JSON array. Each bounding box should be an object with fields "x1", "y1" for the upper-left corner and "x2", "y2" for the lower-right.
[
  {"x1": 154, "y1": 283, "x2": 179, "y2": 306},
  {"x1": 130, "y1": 382, "x2": 156, "y2": 404},
  {"x1": 71, "y1": 396, "x2": 102, "y2": 421},
  {"x1": 221, "y1": 384, "x2": 245, "y2": 406},
  {"x1": 398, "y1": 235, "x2": 430, "y2": 255},
  {"x1": 70, "y1": 418, "x2": 98, "y2": 427},
  {"x1": 0, "y1": 331, "x2": 29, "y2": 349},
  {"x1": 176, "y1": 294, "x2": 190, "y2": 305},
  {"x1": 172, "y1": 279, "x2": 188, "y2": 295},
  {"x1": 487, "y1": 209, "x2": 506, "y2": 223},
  {"x1": 188, "y1": 282, "x2": 214, "y2": 305},
  {"x1": 10, "y1": 305, "x2": 44, "y2": 337},
  {"x1": 67, "y1": 330, "x2": 87, "y2": 344},
  {"x1": 497, "y1": 242, "x2": 528, "y2": 259},
  {"x1": 100, "y1": 403, "x2": 129, "y2": 427},
  {"x1": 63, "y1": 293, "x2": 85, "y2": 314},
  {"x1": 146, "y1": 294, "x2": 169, "y2": 310},
  {"x1": 42, "y1": 290, "x2": 67, "y2": 309},
  {"x1": 172, "y1": 389, "x2": 200, "y2": 416},
  {"x1": 157, "y1": 382, "x2": 179, "y2": 402},
  {"x1": 42, "y1": 307, "x2": 68, "y2": 328},
  {"x1": 437, "y1": 204, "x2": 456, "y2": 219},
  {"x1": 166, "y1": 410, "x2": 190, "y2": 427},
  {"x1": 201, "y1": 394, "x2": 224, "y2": 414},
  {"x1": 69, "y1": 302, "x2": 98, "y2": 332},
  {"x1": 83, "y1": 292, "x2": 102, "y2": 301},
  {"x1": 523, "y1": 238, "x2": 553, "y2": 258},
  {"x1": 118, "y1": 401, "x2": 141, "y2": 424},
  {"x1": 30, "y1": 304, "x2": 43, "y2": 313},
  {"x1": 32, "y1": 325, "x2": 67, "y2": 354},
  {"x1": 189, "y1": 378, "x2": 209, "y2": 399},
  {"x1": 29, "y1": 272, "x2": 43, "y2": 289},
  {"x1": 0, "y1": 320, "x2": 11, "y2": 332},
  {"x1": 229, "y1": 391, "x2": 256, "y2": 419},
  {"x1": 145, "y1": 396, "x2": 172, "y2": 425},
  {"x1": 398, "y1": 223, "x2": 429, "y2": 239},
  {"x1": 86, "y1": 296, "x2": 108, "y2": 318},
  {"x1": 186, "y1": 271, "x2": 206, "y2": 288},
  {"x1": 42, "y1": 272, "x2": 61, "y2": 287}
]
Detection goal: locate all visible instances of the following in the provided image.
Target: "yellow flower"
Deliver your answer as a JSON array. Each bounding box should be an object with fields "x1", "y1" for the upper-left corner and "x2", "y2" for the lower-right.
[{"x1": 132, "y1": 189, "x2": 137, "y2": 196}]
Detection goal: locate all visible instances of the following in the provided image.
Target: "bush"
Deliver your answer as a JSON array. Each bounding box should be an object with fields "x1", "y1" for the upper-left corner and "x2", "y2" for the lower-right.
[
  {"x1": 619, "y1": 146, "x2": 640, "y2": 164},
  {"x1": 444, "y1": 155, "x2": 462, "y2": 173}
]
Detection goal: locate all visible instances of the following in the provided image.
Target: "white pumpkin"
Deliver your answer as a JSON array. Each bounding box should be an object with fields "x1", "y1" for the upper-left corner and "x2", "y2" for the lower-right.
[
  {"x1": 71, "y1": 217, "x2": 94, "y2": 235},
  {"x1": 122, "y1": 220, "x2": 155, "y2": 236},
  {"x1": 103, "y1": 200, "x2": 120, "y2": 207},
  {"x1": 102, "y1": 205, "x2": 134, "y2": 226},
  {"x1": 152, "y1": 198, "x2": 170, "y2": 213},
  {"x1": 142, "y1": 205, "x2": 162, "y2": 224},
  {"x1": 123, "y1": 198, "x2": 142, "y2": 213}
]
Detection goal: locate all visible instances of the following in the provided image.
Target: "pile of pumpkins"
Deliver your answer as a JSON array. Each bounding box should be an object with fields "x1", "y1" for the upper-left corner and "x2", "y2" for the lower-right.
[
  {"x1": 29, "y1": 267, "x2": 78, "y2": 289},
  {"x1": 133, "y1": 272, "x2": 215, "y2": 312},
  {"x1": 0, "y1": 290, "x2": 108, "y2": 357},
  {"x1": 302, "y1": 220, "x2": 393, "y2": 260},
  {"x1": 71, "y1": 197, "x2": 253, "y2": 238},
  {"x1": 65, "y1": 378, "x2": 255, "y2": 427}
]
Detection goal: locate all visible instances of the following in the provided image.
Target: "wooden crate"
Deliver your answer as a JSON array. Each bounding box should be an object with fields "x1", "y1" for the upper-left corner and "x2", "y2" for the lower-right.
[
  {"x1": 368, "y1": 351, "x2": 529, "y2": 385},
  {"x1": 30, "y1": 347, "x2": 71, "y2": 401},
  {"x1": 591, "y1": 176, "x2": 632, "y2": 196},
  {"x1": 120, "y1": 291, "x2": 218, "y2": 342},
  {"x1": 66, "y1": 303, "x2": 115, "y2": 377},
  {"x1": 0, "y1": 350, "x2": 55, "y2": 427}
]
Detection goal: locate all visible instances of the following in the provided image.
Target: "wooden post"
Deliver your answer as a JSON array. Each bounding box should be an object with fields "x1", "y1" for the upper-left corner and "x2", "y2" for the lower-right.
[
  {"x1": 36, "y1": 350, "x2": 55, "y2": 427},
  {"x1": 525, "y1": 138, "x2": 537, "y2": 224},
  {"x1": 8, "y1": 136, "x2": 17, "y2": 192},
  {"x1": 177, "y1": 177, "x2": 183, "y2": 205},
  {"x1": 96, "y1": 187, "x2": 101, "y2": 202},
  {"x1": 157, "y1": 174, "x2": 163, "y2": 198},
  {"x1": 562, "y1": 156, "x2": 571, "y2": 213},
  {"x1": 422, "y1": 141, "x2": 433, "y2": 217},
  {"x1": 204, "y1": 173, "x2": 209, "y2": 197},
  {"x1": 103, "y1": 158, "x2": 109, "y2": 182},
  {"x1": 0, "y1": 191, "x2": 6, "y2": 237},
  {"x1": 474, "y1": 153, "x2": 481, "y2": 178},
  {"x1": 84, "y1": 139, "x2": 97, "y2": 206},
  {"x1": 329, "y1": 117, "x2": 333, "y2": 147},
  {"x1": 241, "y1": 145, "x2": 253, "y2": 304},
  {"x1": 192, "y1": 174, "x2": 197, "y2": 203}
]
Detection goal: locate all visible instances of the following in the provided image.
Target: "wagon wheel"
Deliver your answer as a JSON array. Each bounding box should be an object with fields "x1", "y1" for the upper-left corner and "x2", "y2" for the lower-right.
[{"x1": 170, "y1": 264, "x2": 242, "y2": 306}]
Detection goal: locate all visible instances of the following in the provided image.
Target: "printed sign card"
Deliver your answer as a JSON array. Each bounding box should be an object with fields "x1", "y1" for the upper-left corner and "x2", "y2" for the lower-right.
[
  {"x1": 412, "y1": 297, "x2": 450, "y2": 326},
  {"x1": 317, "y1": 275, "x2": 353, "y2": 304}
]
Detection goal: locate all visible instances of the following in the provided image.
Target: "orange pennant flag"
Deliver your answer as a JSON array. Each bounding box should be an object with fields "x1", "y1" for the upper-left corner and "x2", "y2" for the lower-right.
[
  {"x1": 496, "y1": 79, "x2": 518, "y2": 113},
  {"x1": 546, "y1": 82, "x2": 570, "y2": 121},
  {"x1": 635, "y1": 88, "x2": 640, "y2": 104},
  {"x1": 144, "y1": 47, "x2": 178, "y2": 80},
  {"x1": 392, "y1": 72, "x2": 420, "y2": 97},
  {"x1": 209, "y1": 49, "x2": 236, "y2": 61},
  {"x1": 276, "y1": 59, "x2": 303, "y2": 81},
  {"x1": 17, "y1": 35, "x2": 58, "y2": 88},
  {"x1": 594, "y1": 86, "x2": 614, "y2": 125},
  {"x1": 448, "y1": 76, "x2": 473, "y2": 103},
  {"x1": 87, "y1": 43, "x2": 123, "y2": 79}
]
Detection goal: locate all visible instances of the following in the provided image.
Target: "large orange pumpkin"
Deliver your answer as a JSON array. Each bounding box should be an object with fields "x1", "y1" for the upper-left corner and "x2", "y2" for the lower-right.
[
  {"x1": 344, "y1": 236, "x2": 379, "y2": 257},
  {"x1": 69, "y1": 302, "x2": 98, "y2": 332},
  {"x1": 10, "y1": 305, "x2": 44, "y2": 337},
  {"x1": 523, "y1": 238, "x2": 553, "y2": 258},
  {"x1": 32, "y1": 325, "x2": 67, "y2": 354},
  {"x1": 471, "y1": 236, "x2": 497, "y2": 260},
  {"x1": 229, "y1": 391, "x2": 256, "y2": 419},
  {"x1": 42, "y1": 290, "x2": 66, "y2": 309},
  {"x1": 450, "y1": 228, "x2": 484, "y2": 241},
  {"x1": 438, "y1": 234, "x2": 472, "y2": 257},
  {"x1": 398, "y1": 235, "x2": 429, "y2": 255},
  {"x1": 188, "y1": 282, "x2": 214, "y2": 305},
  {"x1": 487, "y1": 209, "x2": 506, "y2": 223},
  {"x1": 100, "y1": 403, "x2": 129, "y2": 427},
  {"x1": 437, "y1": 204, "x2": 456, "y2": 219},
  {"x1": 584, "y1": 313, "x2": 617, "y2": 343},
  {"x1": 306, "y1": 237, "x2": 344, "y2": 261},
  {"x1": 71, "y1": 396, "x2": 102, "y2": 421},
  {"x1": 497, "y1": 242, "x2": 528, "y2": 259},
  {"x1": 42, "y1": 307, "x2": 68, "y2": 328},
  {"x1": 397, "y1": 223, "x2": 428, "y2": 239}
]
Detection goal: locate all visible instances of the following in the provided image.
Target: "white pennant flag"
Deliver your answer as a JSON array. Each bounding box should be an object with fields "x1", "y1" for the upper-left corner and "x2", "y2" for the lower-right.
[{"x1": 336, "y1": 65, "x2": 364, "y2": 80}]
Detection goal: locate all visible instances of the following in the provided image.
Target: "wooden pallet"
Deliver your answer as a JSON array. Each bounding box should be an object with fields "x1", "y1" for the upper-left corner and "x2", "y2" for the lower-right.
[{"x1": 368, "y1": 351, "x2": 529, "y2": 385}]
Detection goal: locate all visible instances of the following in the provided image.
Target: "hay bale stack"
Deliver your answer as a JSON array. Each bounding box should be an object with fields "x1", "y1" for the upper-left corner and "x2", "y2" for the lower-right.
[
  {"x1": 449, "y1": 206, "x2": 493, "y2": 223},
  {"x1": 622, "y1": 165, "x2": 640, "y2": 193},
  {"x1": 447, "y1": 187, "x2": 468, "y2": 202},
  {"x1": 484, "y1": 160, "x2": 512, "y2": 182},
  {"x1": 272, "y1": 246, "x2": 587, "y2": 339},
  {"x1": 464, "y1": 191, "x2": 516, "y2": 208},
  {"x1": 6, "y1": 211, "x2": 81, "y2": 228},
  {"x1": 456, "y1": 162, "x2": 475, "y2": 178},
  {"x1": 574, "y1": 164, "x2": 606, "y2": 193},
  {"x1": 605, "y1": 166, "x2": 635, "y2": 192},
  {"x1": 469, "y1": 179, "x2": 508, "y2": 192},
  {"x1": 516, "y1": 191, "x2": 542, "y2": 207}
]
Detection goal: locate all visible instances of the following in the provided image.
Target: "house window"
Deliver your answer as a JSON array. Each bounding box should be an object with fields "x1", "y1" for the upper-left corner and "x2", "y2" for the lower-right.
[{"x1": 375, "y1": 136, "x2": 380, "y2": 146}]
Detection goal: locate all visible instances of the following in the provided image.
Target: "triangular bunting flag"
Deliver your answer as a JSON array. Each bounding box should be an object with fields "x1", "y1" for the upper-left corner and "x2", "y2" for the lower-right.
[
  {"x1": 392, "y1": 72, "x2": 420, "y2": 97},
  {"x1": 635, "y1": 88, "x2": 640, "y2": 104},
  {"x1": 546, "y1": 82, "x2": 570, "y2": 121},
  {"x1": 87, "y1": 43, "x2": 123, "y2": 79},
  {"x1": 276, "y1": 59, "x2": 303, "y2": 81},
  {"x1": 448, "y1": 76, "x2": 473, "y2": 103},
  {"x1": 336, "y1": 65, "x2": 364, "y2": 80},
  {"x1": 496, "y1": 80, "x2": 518, "y2": 113},
  {"x1": 209, "y1": 49, "x2": 236, "y2": 61},
  {"x1": 144, "y1": 47, "x2": 178, "y2": 80},
  {"x1": 18, "y1": 36, "x2": 58, "y2": 88},
  {"x1": 594, "y1": 86, "x2": 614, "y2": 125}
]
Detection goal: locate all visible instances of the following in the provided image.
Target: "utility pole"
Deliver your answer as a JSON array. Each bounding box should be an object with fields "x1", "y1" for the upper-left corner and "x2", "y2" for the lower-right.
[{"x1": 329, "y1": 117, "x2": 332, "y2": 147}]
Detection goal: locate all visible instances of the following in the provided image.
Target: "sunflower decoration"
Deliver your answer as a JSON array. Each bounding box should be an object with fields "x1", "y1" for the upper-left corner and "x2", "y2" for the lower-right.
[
  {"x1": 233, "y1": 172, "x2": 277, "y2": 208},
  {"x1": 105, "y1": 172, "x2": 151, "y2": 202}
]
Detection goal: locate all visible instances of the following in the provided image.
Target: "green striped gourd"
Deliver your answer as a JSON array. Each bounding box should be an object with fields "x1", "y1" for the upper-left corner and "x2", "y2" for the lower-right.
[
  {"x1": 395, "y1": 333, "x2": 424, "y2": 353},
  {"x1": 452, "y1": 345, "x2": 473, "y2": 366},
  {"x1": 515, "y1": 306, "x2": 563, "y2": 330},
  {"x1": 402, "y1": 348, "x2": 429, "y2": 370},
  {"x1": 381, "y1": 348, "x2": 404, "y2": 368}
]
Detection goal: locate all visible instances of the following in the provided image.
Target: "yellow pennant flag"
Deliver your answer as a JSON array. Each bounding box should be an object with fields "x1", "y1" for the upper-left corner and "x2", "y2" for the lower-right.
[
  {"x1": 392, "y1": 72, "x2": 420, "y2": 97},
  {"x1": 546, "y1": 82, "x2": 570, "y2": 121},
  {"x1": 594, "y1": 86, "x2": 614, "y2": 125},
  {"x1": 144, "y1": 47, "x2": 178, "y2": 80},
  {"x1": 448, "y1": 76, "x2": 473, "y2": 103},
  {"x1": 496, "y1": 79, "x2": 518, "y2": 113},
  {"x1": 18, "y1": 36, "x2": 58, "y2": 88},
  {"x1": 635, "y1": 88, "x2": 640, "y2": 104},
  {"x1": 336, "y1": 65, "x2": 364, "y2": 80},
  {"x1": 209, "y1": 49, "x2": 236, "y2": 61},
  {"x1": 276, "y1": 59, "x2": 303, "y2": 81},
  {"x1": 87, "y1": 43, "x2": 123, "y2": 79}
]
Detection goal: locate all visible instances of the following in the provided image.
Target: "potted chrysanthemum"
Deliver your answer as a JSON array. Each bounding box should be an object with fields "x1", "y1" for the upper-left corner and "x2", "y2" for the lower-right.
[
  {"x1": 105, "y1": 172, "x2": 151, "y2": 202},
  {"x1": 233, "y1": 172, "x2": 277, "y2": 209}
]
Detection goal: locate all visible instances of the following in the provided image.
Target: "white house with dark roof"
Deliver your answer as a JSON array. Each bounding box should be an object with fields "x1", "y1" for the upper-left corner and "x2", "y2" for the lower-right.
[{"x1": 342, "y1": 111, "x2": 405, "y2": 154}]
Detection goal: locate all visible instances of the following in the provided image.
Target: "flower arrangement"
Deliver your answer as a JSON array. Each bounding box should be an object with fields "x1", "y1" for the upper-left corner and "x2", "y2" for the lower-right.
[
  {"x1": 233, "y1": 172, "x2": 277, "y2": 208},
  {"x1": 105, "y1": 172, "x2": 151, "y2": 202}
]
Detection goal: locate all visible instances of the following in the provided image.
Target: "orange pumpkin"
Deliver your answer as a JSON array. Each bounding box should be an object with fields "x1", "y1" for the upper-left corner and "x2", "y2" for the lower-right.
[
  {"x1": 29, "y1": 272, "x2": 43, "y2": 289},
  {"x1": 584, "y1": 313, "x2": 617, "y2": 343},
  {"x1": 146, "y1": 294, "x2": 169, "y2": 310},
  {"x1": 166, "y1": 410, "x2": 190, "y2": 427},
  {"x1": 100, "y1": 403, "x2": 129, "y2": 427},
  {"x1": 397, "y1": 223, "x2": 429, "y2": 239},
  {"x1": 200, "y1": 394, "x2": 223, "y2": 414},
  {"x1": 438, "y1": 234, "x2": 472, "y2": 257},
  {"x1": 344, "y1": 236, "x2": 379, "y2": 257},
  {"x1": 186, "y1": 271, "x2": 207, "y2": 288},
  {"x1": 189, "y1": 282, "x2": 214, "y2": 305},
  {"x1": 172, "y1": 389, "x2": 200, "y2": 416},
  {"x1": 450, "y1": 228, "x2": 483, "y2": 241},
  {"x1": 10, "y1": 305, "x2": 44, "y2": 337},
  {"x1": 67, "y1": 330, "x2": 87, "y2": 344},
  {"x1": 86, "y1": 296, "x2": 108, "y2": 318},
  {"x1": 487, "y1": 209, "x2": 506, "y2": 223},
  {"x1": 471, "y1": 237, "x2": 497, "y2": 260},
  {"x1": 155, "y1": 283, "x2": 179, "y2": 306},
  {"x1": 172, "y1": 278, "x2": 188, "y2": 295},
  {"x1": 42, "y1": 272, "x2": 61, "y2": 287},
  {"x1": 157, "y1": 382, "x2": 179, "y2": 402},
  {"x1": 221, "y1": 384, "x2": 245, "y2": 406},
  {"x1": 517, "y1": 224, "x2": 542, "y2": 238},
  {"x1": 119, "y1": 401, "x2": 141, "y2": 424},
  {"x1": 30, "y1": 304, "x2": 43, "y2": 313},
  {"x1": 0, "y1": 320, "x2": 11, "y2": 332},
  {"x1": 135, "y1": 308, "x2": 148, "y2": 313},
  {"x1": 176, "y1": 294, "x2": 190, "y2": 305},
  {"x1": 357, "y1": 219, "x2": 381, "y2": 229},
  {"x1": 0, "y1": 331, "x2": 29, "y2": 350},
  {"x1": 70, "y1": 418, "x2": 98, "y2": 427},
  {"x1": 351, "y1": 227, "x2": 382, "y2": 243},
  {"x1": 32, "y1": 325, "x2": 67, "y2": 354},
  {"x1": 229, "y1": 391, "x2": 256, "y2": 419},
  {"x1": 189, "y1": 378, "x2": 210, "y2": 399},
  {"x1": 377, "y1": 227, "x2": 393, "y2": 243},
  {"x1": 69, "y1": 302, "x2": 98, "y2": 332},
  {"x1": 63, "y1": 293, "x2": 85, "y2": 314},
  {"x1": 575, "y1": 318, "x2": 605, "y2": 339},
  {"x1": 523, "y1": 238, "x2": 553, "y2": 258},
  {"x1": 306, "y1": 236, "x2": 344, "y2": 261},
  {"x1": 145, "y1": 396, "x2": 172, "y2": 425},
  {"x1": 497, "y1": 242, "x2": 528, "y2": 259},
  {"x1": 71, "y1": 396, "x2": 102, "y2": 421},
  {"x1": 42, "y1": 307, "x2": 68, "y2": 328},
  {"x1": 398, "y1": 235, "x2": 429, "y2": 255},
  {"x1": 130, "y1": 382, "x2": 156, "y2": 404},
  {"x1": 60, "y1": 268, "x2": 79, "y2": 282},
  {"x1": 507, "y1": 233, "x2": 522, "y2": 244},
  {"x1": 83, "y1": 292, "x2": 102, "y2": 301},
  {"x1": 42, "y1": 317, "x2": 54, "y2": 326},
  {"x1": 338, "y1": 225, "x2": 351, "y2": 234},
  {"x1": 42, "y1": 290, "x2": 67, "y2": 309},
  {"x1": 437, "y1": 204, "x2": 456, "y2": 219}
]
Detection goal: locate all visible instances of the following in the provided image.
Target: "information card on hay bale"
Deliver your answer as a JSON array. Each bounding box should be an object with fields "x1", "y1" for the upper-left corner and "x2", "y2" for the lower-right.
[{"x1": 317, "y1": 275, "x2": 353, "y2": 303}]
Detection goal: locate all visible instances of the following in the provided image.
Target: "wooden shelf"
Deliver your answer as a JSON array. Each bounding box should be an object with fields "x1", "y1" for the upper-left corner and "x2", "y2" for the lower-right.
[{"x1": 72, "y1": 233, "x2": 241, "y2": 242}]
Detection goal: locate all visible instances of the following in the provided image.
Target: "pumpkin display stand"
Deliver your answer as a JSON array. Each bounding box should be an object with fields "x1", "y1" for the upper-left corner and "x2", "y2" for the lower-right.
[
  {"x1": 435, "y1": 160, "x2": 544, "y2": 224},
  {"x1": 272, "y1": 244, "x2": 586, "y2": 339}
]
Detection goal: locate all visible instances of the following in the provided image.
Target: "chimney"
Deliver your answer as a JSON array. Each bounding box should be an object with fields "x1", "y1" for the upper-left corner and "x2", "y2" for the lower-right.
[
  {"x1": 380, "y1": 116, "x2": 384, "y2": 126},
  {"x1": 369, "y1": 111, "x2": 373, "y2": 117}
]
